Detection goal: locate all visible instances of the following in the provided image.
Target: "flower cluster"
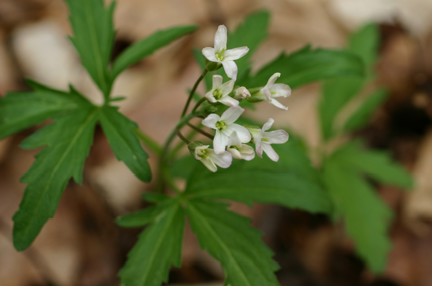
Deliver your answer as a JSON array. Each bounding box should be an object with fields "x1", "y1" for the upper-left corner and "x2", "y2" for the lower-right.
[{"x1": 193, "y1": 25, "x2": 290, "y2": 172}]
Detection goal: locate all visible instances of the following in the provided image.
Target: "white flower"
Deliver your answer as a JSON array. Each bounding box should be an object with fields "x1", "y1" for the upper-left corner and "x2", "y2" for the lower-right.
[
  {"x1": 227, "y1": 132, "x2": 255, "y2": 161},
  {"x1": 259, "y1": 72, "x2": 291, "y2": 110},
  {"x1": 194, "y1": 145, "x2": 232, "y2": 172},
  {"x1": 234, "y1": 86, "x2": 251, "y2": 100},
  {"x1": 205, "y1": 75, "x2": 239, "y2": 107},
  {"x1": 202, "y1": 25, "x2": 249, "y2": 79},
  {"x1": 250, "y1": 118, "x2": 289, "y2": 162},
  {"x1": 202, "y1": 106, "x2": 251, "y2": 154}
]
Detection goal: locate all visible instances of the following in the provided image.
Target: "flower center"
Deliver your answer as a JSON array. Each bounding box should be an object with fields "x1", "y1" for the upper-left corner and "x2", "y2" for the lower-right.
[
  {"x1": 215, "y1": 49, "x2": 225, "y2": 61},
  {"x1": 261, "y1": 137, "x2": 269, "y2": 142},
  {"x1": 213, "y1": 88, "x2": 223, "y2": 100},
  {"x1": 197, "y1": 148, "x2": 209, "y2": 159},
  {"x1": 215, "y1": 120, "x2": 227, "y2": 131}
]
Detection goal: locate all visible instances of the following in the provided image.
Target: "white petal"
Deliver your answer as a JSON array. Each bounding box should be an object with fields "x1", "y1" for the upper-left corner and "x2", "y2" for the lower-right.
[
  {"x1": 220, "y1": 79, "x2": 235, "y2": 96},
  {"x1": 214, "y1": 25, "x2": 227, "y2": 52},
  {"x1": 255, "y1": 141, "x2": 264, "y2": 158},
  {"x1": 210, "y1": 151, "x2": 232, "y2": 168},
  {"x1": 271, "y1": 83, "x2": 291, "y2": 98},
  {"x1": 213, "y1": 132, "x2": 229, "y2": 154},
  {"x1": 221, "y1": 106, "x2": 244, "y2": 124},
  {"x1": 266, "y1": 72, "x2": 281, "y2": 86},
  {"x1": 227, "y1": 132, "x2": 241, "y2": 146},
  {"x1": 269, "y1": 98, "x2": 288, "y2": 110},
  {"x1": 262, "y1": 118, "x2": 274, "y2": 132},
  {"x1": 194, "y1": 145, "x2": 210, "y2": 160},
  {"x1": 262, "y1": 143, "x2": 279, "y2": 162},
  {"x1": 212, "y1": 75, "x2": 223, "y2": 89},
  {"x1": 249, "y1": 127, "x2": 262, "y2": 142},
  {"x1": 202, "y1": 47, "x2": 217, "y2": 62},
  {"x1": 220, "y1": 96, "x2": 239, "y2": 107},
  {"x1": 239, "y1": 144, "x2": 255, "y2": 161},
  {"x1": 222, "y1": 60, "x2": 238, "y2": 79},
  {"x1": 224, "y1": 47, "x2": 249, "y2": 61},
  {"x1": 205, "y1": 91, "x2": 217, "y2": 103},
  {"x1": 200, "y1": 158, "x2": 217, "y2": 172},
  {"x1": 264, "y1": 130, "x2": 289, "y2": 144},
  {"x1": 202, "y1": 114, "x2": 220, "y2": 129},
  {"x1": 227, "y1": 124, "x2": 251, "y2": 143},
  {"x1": 228, "y1": 147, "x2": 242, "y2": 159},
  {"x1": 260, "y1": 87, "x2": 272, "y2": 101}
]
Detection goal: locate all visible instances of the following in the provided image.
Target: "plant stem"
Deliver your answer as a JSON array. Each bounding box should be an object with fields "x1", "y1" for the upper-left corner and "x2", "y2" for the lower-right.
[
  {"x1": 186, "y1": 122, "x2": 213, "y2": 139},
  {"x1": 158, "y1": 113, "x2": 198, "y2": 192},
  {"x1": 191, "y1": 97, "x2": 207, "y2": 113},
  {"x1": 136, "y1": 129, "x2": 162, "y2": 155},
  {"x1": 181, "y1": 69, "x2": 207, "y2": 117}
]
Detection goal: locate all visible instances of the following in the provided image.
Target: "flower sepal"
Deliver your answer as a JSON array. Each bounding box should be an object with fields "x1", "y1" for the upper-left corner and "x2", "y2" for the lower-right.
[{"x1": 205, "y1": 61, "x2": 222, "y2": 72}]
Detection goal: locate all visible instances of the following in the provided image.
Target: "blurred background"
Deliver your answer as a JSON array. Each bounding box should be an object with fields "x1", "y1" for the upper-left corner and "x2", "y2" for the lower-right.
[{"x1": 0, "y1": 0, "x2": 431, "y2": 285}]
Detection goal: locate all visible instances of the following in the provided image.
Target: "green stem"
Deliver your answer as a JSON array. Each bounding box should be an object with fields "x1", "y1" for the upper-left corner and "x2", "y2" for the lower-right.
[
  {"x1": 191, "y1": 97, "x2": 207, "y2": 113},
  {"x1": 136, "y1": 129, "x2": 162, "y2": 155},
  {"x1": 181, "y1": 69, "x2": 207, "y2": 117},
  {"x1": 158, "y1": 113, "x2": 199, "y2": 192},
  {"x1": 186, "y1": 122, "x2": 213, "y2": 139}
]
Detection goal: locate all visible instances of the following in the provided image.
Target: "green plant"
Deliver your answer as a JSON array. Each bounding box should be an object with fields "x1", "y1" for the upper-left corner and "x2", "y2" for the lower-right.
[{"x1": 0, "y1": 0, "x2": 412, "y2": 285}]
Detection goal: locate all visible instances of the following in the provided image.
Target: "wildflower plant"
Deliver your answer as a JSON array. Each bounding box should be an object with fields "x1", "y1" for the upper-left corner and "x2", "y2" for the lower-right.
[{"x1": 0, "y1": 0, "x2": 413, "y2": 285}]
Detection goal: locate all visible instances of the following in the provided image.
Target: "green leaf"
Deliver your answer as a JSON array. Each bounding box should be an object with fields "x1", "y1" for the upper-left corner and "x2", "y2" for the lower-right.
[
  {"x1": 119, "y1": 202, "x2": 185, "y2": 285},
  {"x1": 318, "y1": 77, "x2": 364, "y2": 140},
  {"x1": 342, "y1": 88, "x2": 388, "y2": 132},
  {"x1": 66, "y1": 0, "x2": 115, "y2": 95},
  {"x1": 0, "y1": 81, "x2": 89, "y2": 139},
  {"x1": 112, "y1": 25, "x2": 197, "y2": 78},
  {"x1": 170, "y1": 154, "x2": 197, "y2": 180},
  {"x1": 185, "y1": 141, "x2": 332, "y2": 214},
  {"x1": 318, "y1": 24, "x2": 380, "y2": 140},
  {"x1": 13, "y1": 106, "x2": 98, "y2": 250},
  {"x1": 332, "y1": 141, "x2": 413, "y2": 189},
  {"x1": 348, "y1": 23, "x2": 380, "y2": 69},
  {"x1": 228, "y1": 10, "x2": 270, "y2": 82},
  {"x1": 116, "y1": 206, "x2": 161, "y2": 228},
  {"x1": 185, "y1": 200, "x2": 279, "y2": 285},
  {"x1": 322, "y1": 157, "x2": 392, "y2": 272},
  {"x1": 99, "y1": 106, "x2": 151, "y2": 182},
  {"x1": 245, "y1": 46, "x2": 364, "y2": 89}
]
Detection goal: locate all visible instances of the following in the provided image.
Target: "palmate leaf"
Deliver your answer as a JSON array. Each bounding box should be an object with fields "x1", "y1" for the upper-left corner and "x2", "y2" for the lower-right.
[
  {"x1": 184, "y1": 140, "x2": 332, "y2": 214},
  {"x1": 0, "y1": 81, "x2": 89, "y2": 139},
  {"x1": 119, "y1": 202, "x2": 185, "y2": 285},
  {"x1": 66, "y1": 0, "x2": 115, "y2": 95},
  {"x1": 112, "y1": 25, "x2": 197, "y2": 78},
  {"x1": 322, "y1": 157, "x2": 392, "y2": 272},
  {"x1": 13, "y1": 104, "x2": 98, "y2": 251},
  {"x1": 99, "y1": 106, "x2": 151, "y2": 182},
  {"x1": 185, "y1": 200, "x2": 279, "y2": 285},
  {"x1": 244, "y1": 45, "x2": 364, "y2": 89}
]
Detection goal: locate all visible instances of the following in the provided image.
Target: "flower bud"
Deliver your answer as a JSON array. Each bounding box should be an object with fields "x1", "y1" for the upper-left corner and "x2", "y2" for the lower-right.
[{"x1": 234, "y1": 86, "x2": 251, "y2": 100}]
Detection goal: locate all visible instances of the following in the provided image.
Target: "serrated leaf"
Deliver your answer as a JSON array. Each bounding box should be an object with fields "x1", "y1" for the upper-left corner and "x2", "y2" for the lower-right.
[
  {"x1": 342, "y1": 89, "x2": 388, "y2": 132},
  {"x1": 66, "y1": 0, "x2": 115, "y2": 95},
  {"x1": 332, "y1": 141, "x2": 413, "y2": 188},
  {"x1": 186, "y1": 200, "x2": 279, "y2": 285},
  {"x1": 245, "y1": 46, "x2": 364, "y2": 89},
  {"x1": 228, "y1": 10, "x2": 270, "y2": 82},
  {"x1": 99, "y1": 106, "x2": 151, "y2": 182},
  {"x1": 0, "y1": 81, "x2": 89, "y2": 139},
  {"x1": 322, "y1": 157, "x2": 392, "y2": 272},
  {"x1": 112, "y1": 25, "x2": 197, "y2": 78},
  {"x1": 119, "y1": 202, "x2": 184, "y2": 285},
  {"x1": 185, "y1": 142, "x2": 332, "y2": 214},
  {"x1": 13, "y1": 107, "x2": 98, "y2": 251}
]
